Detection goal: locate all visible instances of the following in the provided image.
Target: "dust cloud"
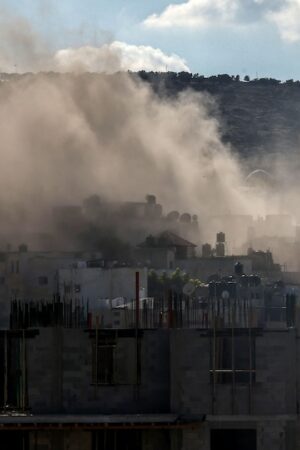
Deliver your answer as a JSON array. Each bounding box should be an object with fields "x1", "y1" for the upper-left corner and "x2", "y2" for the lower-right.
[
  {"x1": 0, "y1": 71, "x2": 297, "y2": 251},
  {"x1": 0, "y1": 72, "x2": 248, "y2": 220},
  {"x1": 0, "y1": 11, "x2": 299, "y2": 266}
]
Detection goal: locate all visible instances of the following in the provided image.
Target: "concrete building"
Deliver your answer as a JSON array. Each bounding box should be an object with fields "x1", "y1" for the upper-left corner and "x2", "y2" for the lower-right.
[
  {"x1": 138, "y1": 231, "x2": 197, "y2": 269},
  {"x1": 0, "y1": 250, "x2": 149, "y2": 329},
  {"x1": 0, "y1": 250, "x2": 103, "y2": 299},
  {"x1": 1, "y1": 270, "x2": 300, "y2": 450},
  {"x1": 0, "y1": 250, "x2": 98, "y2": 328},
  {"x1": 177, "y1": 255, "x2": 253, "y2": 281},
  {"x1": 58, "y1": 267, "x2": 148, "y2": 303}
]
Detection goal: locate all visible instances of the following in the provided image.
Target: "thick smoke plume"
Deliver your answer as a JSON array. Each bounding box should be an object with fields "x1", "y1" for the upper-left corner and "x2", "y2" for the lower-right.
[
  {"x1": 0, "y1": 72, "x2": 298, "y2": 249},
  {"x1": 0, "y1": 11, "x2": 299, "y2": 267},
  {"x1": 0, "y1": 73, "x2": 245, "y2": 224}
]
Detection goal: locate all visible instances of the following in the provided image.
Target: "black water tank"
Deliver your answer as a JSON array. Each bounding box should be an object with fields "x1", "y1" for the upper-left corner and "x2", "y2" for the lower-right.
[
  {"x1": 166, "y1": 210, "x2": 180, "y2": 221},
  {"x1": 180, "y1": 213, "x2": 191, "y2": 223},
  {"x1": 216, "y1": 242, "x2": 225, "y2": 257},
  {"x1": 234, "y1": 261, "x2": 244, "y2": 276},
  {"x1": 202, "y1": 243, "x2": 212, "y2": 257},
  {"x1": 18, "y1": 244, "x2": 28, "y2": 253},
  {"x1": 216, "y1": 232, "x2": 225, "y2": 243},
  {"x1": 146, "y1": 194, "x2": 156, "y2": 205}
]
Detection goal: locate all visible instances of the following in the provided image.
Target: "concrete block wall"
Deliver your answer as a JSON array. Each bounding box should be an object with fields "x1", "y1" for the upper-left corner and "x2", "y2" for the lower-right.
[
  {"x1": 296, "y1": 332, "x2": 300, "y2": 415},
  {"x1": 27, "y1": 328, "x2": 169, "y2": 414},
  {"x1": 254, "y1": 330, "x2": 297, "y2": 415},
  {"x1": 294, "y1": 420, "x2": 300, "y2": 450},
  {"x1": 139, "y1": 330, "x2": 170, "y2": 412},
  {"x1": 170, "y1": 330, "x2": 211, "y2": 415},
  {"x1": 25, "y1": 326, "x2": 299, "y2": 449},
  {"x1": 213, "y1": 385, "x2": 249, "y2": 415},
  {"x1": 176, "y1": 420, "x2": 291, "y2": 450},
  {"x1": 27, "y1": 328, "x2": 63, "y2": 412},
  {"x1": 257, "y1": 421, "x2": 286, "y2": 450},
  {"x1": 143, "y1": 430, "x2": 170, "y2": 450},
  {"x1": 179, "y1": 427, "x2": 209, "y2": 450},
  {"x1": 170, "y1": 329, "x2": 297, "y2": 417}
]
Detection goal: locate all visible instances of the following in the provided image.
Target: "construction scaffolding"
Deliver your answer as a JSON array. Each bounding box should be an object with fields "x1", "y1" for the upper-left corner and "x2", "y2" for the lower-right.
[
  {"x1": 209, "y1": 295, "x2": 257, "y2": 415},
  {"x1": 0, "y1": 330, "x2": 32, "y2": 413},
  {"x1": 9, "y1": 291, "x2": 292, "y2": 331}
]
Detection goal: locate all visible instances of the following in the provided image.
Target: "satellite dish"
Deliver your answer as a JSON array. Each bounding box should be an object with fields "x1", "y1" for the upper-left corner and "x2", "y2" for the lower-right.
[{"x1": 183, "y1": 282, "x2": 195, "y2": 296}]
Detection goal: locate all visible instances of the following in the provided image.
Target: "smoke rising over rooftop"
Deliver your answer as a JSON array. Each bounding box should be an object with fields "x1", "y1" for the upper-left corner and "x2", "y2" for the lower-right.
[
  {"x1": 0, "y1": 72, "x2": 246, "y2": 222},
  {"x1": 0, "y1": 9, "x2": 299, "y2": 266},
  {"x1": 1, "y1": 69, "x2": 297, "y2": 251}
]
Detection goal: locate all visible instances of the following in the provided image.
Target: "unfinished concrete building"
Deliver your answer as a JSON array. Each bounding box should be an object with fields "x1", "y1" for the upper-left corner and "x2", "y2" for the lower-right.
[{"x1": 0, "y1": 270, "x2": 299, "y2": 450}]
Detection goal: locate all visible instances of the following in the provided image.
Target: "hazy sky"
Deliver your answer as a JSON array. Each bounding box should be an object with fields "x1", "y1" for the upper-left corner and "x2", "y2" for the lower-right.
[{"x1": 2, "y1": 0, "x2": 300, "y2": 79}]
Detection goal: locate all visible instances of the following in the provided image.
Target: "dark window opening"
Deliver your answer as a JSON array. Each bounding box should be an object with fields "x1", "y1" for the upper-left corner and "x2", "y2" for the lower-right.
[
  {"x1": 0, "y1": 432, "x2": 29, "y2": 450},
  {"x1": 93, "y1": 342, "x2": 115, "y2": 385},
  {"x1": 92, "y1": 430, "x2": 142, "y2": 450},
  {"x1": 0, "y1": 277, "x2": 5, "y2": 285},
  {"x1": 210, "y1": 336, "x2": 256, "y2": 384},
  {"x1": 92, "y1": 336, "x2": 137, "y2": 385},
  {"x1": 15, "y1": 261, "x2": 19, "y2": 274},
  {"x1": 38, "y1": 276, "x2": 48, "y2": 286},
  {"x1": 211, "y1": 429, "x2": 256, "y2": 450},
  {"x1": 64, "y1": 284, "x2": 71, "y2": 294},
  {"x1": 0, "y1": 333, "x2": 28, "y2": 410}
]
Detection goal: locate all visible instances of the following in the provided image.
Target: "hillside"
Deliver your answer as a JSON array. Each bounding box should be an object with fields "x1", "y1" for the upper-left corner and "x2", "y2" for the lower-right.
[
  {"x1": 137, "y1": 72, "x2": 300, "y2": 159},
  {"x1": 2, "y1": 71, "x2": 300, "y2": 160}
]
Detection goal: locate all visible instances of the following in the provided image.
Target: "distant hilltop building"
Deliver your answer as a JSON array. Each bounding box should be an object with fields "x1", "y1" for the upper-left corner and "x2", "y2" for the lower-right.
[
  {"x1": 138, "y1": 230, "x2": 197, "y2": 269},
  {"x1": 52, "y1": 194, "x2": 199, "y2": 251}
]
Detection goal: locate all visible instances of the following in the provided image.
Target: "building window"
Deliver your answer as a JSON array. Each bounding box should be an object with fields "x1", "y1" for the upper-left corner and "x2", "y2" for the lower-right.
[
  {"x1": 75, "y1": 284, "x2": 81, "y2": 293},
  {"x1": 92, "y1": 336, "x2": 137, "y2": 385},
  {"x1": 210, "y1": 336, "x2": 256, "y2": 384},
  {"x1": 0, "y1": 277, "x2": 5, "y2": 285},
  {"x1": 38, "y1": 276, "x2": 48, "y2": 286},
  {"x1": 0, "y1": 334, "x2": 28, "y2": 411},
  {"x1": 93, "y1": 340, "x2": 115, "y2": 385},
  {"x1": 15, "y1": 260, "x2": 19, "y2": 274},
  {"x1": 64, "y1": 284, "x2": 71, "y2": 294}
]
